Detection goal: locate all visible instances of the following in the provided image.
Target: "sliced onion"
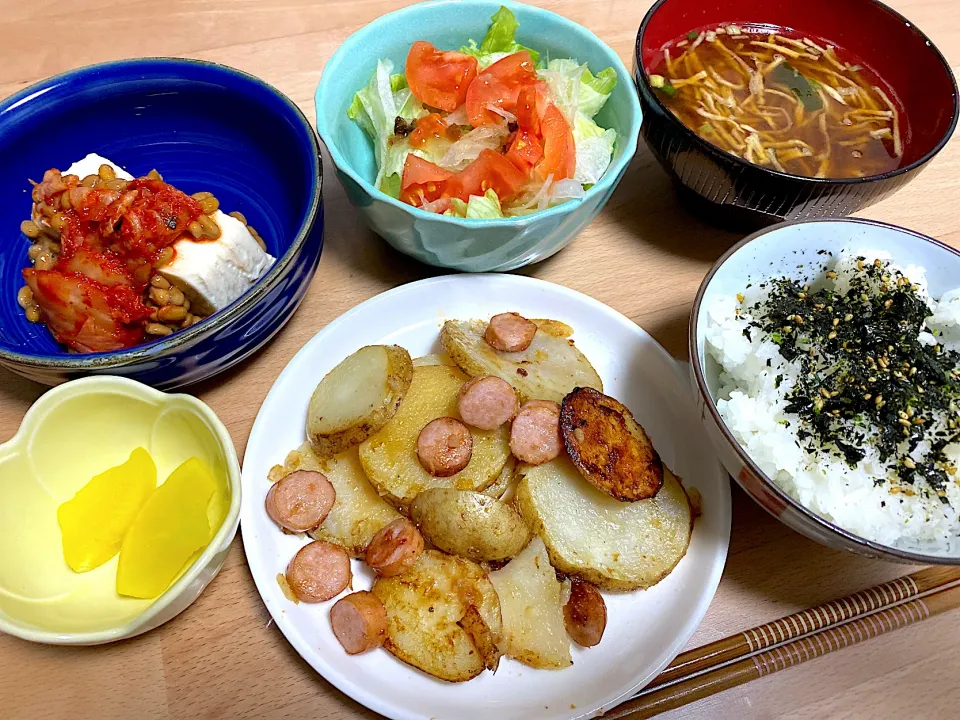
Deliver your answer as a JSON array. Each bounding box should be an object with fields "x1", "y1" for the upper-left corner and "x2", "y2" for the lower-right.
[
  {"x1": 444, "y1": 105, "x2": 469, "y2": 127},
  {"x1": 438, "y1": 123, "x2": 510, "y2": 171},
  {"x1": 485, "y1": 104, "x2": 517, "y2": 123}
]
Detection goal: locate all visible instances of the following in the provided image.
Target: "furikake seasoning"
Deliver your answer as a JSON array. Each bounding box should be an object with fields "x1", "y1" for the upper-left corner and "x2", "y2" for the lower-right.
[{"x1": 744, "y1": 256, "x2": 960, "y2": 503}]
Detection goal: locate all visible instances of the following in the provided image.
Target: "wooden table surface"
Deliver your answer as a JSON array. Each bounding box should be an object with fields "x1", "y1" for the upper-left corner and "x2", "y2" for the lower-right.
[{"x1": 1, "y1": 1, "x2": 958, "y2": 718}]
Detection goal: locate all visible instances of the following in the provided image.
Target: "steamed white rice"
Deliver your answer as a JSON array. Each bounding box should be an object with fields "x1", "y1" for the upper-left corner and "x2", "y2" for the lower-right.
[{"x1": 706, "y1": 250, "x2": 960, "y2": 551}]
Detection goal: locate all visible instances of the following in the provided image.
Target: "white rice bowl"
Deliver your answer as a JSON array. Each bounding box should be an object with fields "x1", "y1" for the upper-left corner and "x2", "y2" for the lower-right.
[{"x1": 705, "y1": 249, "x2": 960, "y2": 552}]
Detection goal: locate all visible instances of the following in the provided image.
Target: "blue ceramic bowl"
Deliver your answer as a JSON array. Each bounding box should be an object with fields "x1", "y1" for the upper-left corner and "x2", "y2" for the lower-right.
[
  {"x1": 315, "y1": 0, "x2": 641, "y2": 272},
  {"x1": 0, "y1": 58, "x2": 324, "y2": 390}
]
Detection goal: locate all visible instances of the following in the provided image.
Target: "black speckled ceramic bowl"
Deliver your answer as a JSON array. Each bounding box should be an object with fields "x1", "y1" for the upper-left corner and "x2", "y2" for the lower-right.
[{"x1": 634, "y1": 0, "x2": 958, "y2": 230}]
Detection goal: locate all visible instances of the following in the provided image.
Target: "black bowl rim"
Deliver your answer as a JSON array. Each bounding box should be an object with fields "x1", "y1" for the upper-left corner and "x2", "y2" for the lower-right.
[
  {"x1": 689, "y1": 216, "x2": 960, "y2": 564},
  {"x1": 0, "y1": 57, "x2": 323, "y2": 370},
  {"x1": 634, "y1": 0, "x2": 960, "y2": 187}
]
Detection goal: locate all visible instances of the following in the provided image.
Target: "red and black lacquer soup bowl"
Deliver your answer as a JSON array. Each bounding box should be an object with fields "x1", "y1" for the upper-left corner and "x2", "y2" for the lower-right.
[{"x1": 633, "y1": 0, "x2": 958, "y2": 230}]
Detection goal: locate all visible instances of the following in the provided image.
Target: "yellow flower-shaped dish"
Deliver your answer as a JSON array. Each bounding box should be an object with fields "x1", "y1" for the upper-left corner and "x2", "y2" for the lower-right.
[{"x1": 0, "y1": 376, "x2": 240, "y2": 644}]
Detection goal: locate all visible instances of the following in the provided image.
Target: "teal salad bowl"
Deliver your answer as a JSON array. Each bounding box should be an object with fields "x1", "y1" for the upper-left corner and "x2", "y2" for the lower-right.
[{"x1": 315, "y1": 0, "x2": 642, "y2": 272}]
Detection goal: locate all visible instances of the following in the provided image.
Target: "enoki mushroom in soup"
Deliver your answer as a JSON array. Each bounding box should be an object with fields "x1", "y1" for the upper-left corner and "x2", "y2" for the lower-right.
[{"x1": 648, "y1": 25, "x2": 903, "y2": 179}]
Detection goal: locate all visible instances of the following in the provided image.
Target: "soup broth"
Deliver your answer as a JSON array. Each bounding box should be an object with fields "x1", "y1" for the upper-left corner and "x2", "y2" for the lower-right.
[{"x1": 648, "y1": 25, "x2": 903, "y2": 179}]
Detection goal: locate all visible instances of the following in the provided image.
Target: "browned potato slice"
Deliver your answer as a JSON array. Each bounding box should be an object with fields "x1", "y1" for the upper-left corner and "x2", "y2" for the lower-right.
[
  {"x1": 560, "y1": 386, "x2": 663, "y2": 501},
  {"x1": 440, "y1": 319, "x2": 602, "y2": 404},
  {"x1": 482, "y1": 456, "x2": 516, "y2": 500},
  {"x1": 458, "y1": 605, "x2": 502, "y2": 671},
  {"x1": 516, "y1": 457, "x2": 692, "y2": 591},
  {"x1": 372, "y1": 550, "x2": 502, "y2": 682},
  {"x1": 528, "y1": 319, "x2": 573, "y2": 338},
  {"x1": 275, "y1": 443, "x2": 402, "y2": 557},
  {"x1": 409, "y1": 489, "x2": 531, "y2": 562},
  {"x1": 359, "y1": 365, "x2": 511, "y2": 509},
  {"x1": 488, "y1": 537, "x2": 572, "y2": 669},
  {"x1": 307, "y1": 345, "x2": 413, "y2": 457},
  {"x1": 412, "y1": 353, "x2": 456, "y2": 367}
]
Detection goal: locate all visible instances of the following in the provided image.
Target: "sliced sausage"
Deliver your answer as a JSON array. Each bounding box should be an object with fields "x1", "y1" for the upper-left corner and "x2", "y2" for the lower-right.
[
  {"x1": 330, "y1": 591, "x2": 388, "y2": 655},
  {"x1": 457, "y1": 376, "x2": 520, "y2": 430},
  {"x1": 416, "y1": 417, "x2": 473, "y2": 477},
  {"x1": 365, "y1": 518, "x2": 424, "y2": 577},
  {"x1": 265, "y1": 470, "x2": 336, "y2": 533},
  {"x1": 285, "y1": 540, "x2": 352, "y2": 603},
  {"x1": 484, "y1": 312, "x2": 537, "y2": 352},
  {"x1": 563, "y1": 579, "x2": 607, "y2": 647},
  {"x1": 510, "y1": 400, "x2": 562, "y2": 465}
]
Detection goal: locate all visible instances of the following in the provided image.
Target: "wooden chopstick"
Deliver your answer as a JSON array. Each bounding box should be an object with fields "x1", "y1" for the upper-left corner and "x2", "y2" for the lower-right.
[
  {"x1": 650, "y1": 565, "x2": 960, "y2": 690},
  {"x1": 604, "y1": 566, "x2": 960, "y2": 719}
]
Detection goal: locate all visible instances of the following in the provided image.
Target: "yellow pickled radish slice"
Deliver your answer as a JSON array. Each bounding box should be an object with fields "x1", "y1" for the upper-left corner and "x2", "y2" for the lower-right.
[
  {"x1": 199, "y1": 457, "x2": 231, "y2": 542},
  {"x1": 57, "y1": 447, "x2": 157, "y2": 573},
  {"x1": 116, "y1": 457, "x2": 221, "y2": 599}
]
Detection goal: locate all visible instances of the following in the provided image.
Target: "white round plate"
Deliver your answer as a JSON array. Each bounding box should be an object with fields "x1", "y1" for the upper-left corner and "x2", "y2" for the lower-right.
[{"x1": 241, "y1": 274, "x2": 731, "y2": 720}]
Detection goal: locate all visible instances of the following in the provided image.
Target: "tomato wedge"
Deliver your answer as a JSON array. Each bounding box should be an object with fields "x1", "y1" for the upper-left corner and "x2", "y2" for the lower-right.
[
  {"x1": 467, "y1": 51, "x2": 540, "y2": 127},
  {"x1": 443, "y1": 149, "x2": 528, "y2": 202},
  {"x1": 406, "y1": 41, "x2": 478, "y2": 111},
  {"x1": 465, "y1": 74, "x2": 512, "y2": 127},
  {"x1": 400, "y1": 155, "x2": 453, "y2": 207},
  {"x1": 482, "y1": 51, "x2": 538, "y2": 106},
  {"x1": 516, "y1": 86, "x2": 541, "y2": 135},
  {"x1": 409, "y1": 113, "x2": 449, "y2": 148},
  {"x1": 505, "y1": 130, "x2": 544, "y2": 174},
  {"x1": 535, "y1": 103, "x2": 576, "y2": 181}
]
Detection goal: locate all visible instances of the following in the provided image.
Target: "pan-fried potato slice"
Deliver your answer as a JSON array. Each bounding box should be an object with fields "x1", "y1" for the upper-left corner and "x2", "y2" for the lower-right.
[
  {"x1": 488, "y1": 537, "x2": 572, "y2": 669},
  {"x1": 275, "y1": 443, "x2": 401, "y2": 556},
  {"x1": 440, "y1": 319, "x2": 602, "y2": 404},
  {"x1": 410, "y1": 489, "x2": 531, "y2": 562},
  {"x1": 482, "y1": 456, "x2": 516, "y2": 500},
  {"x1": 285, "y1": 443, "x2": 402, "y2": 556},
  {"x1": 372, "y1": 550, "x2": 502, "y2": 682},
  {"x1": 307, "y1": 345, "x2": 413, "y2": 457},
  {"x1": 359, "y1": 365, "x2": 511, "y2": 508},
  {"x1": 412, "y1": 353, "x2": 455, "y2": 367},
  {"x1": 529, "y1": 319, "x2": 573, "y2": 338},
  {"x1": 458, "y1": 605, "x2": 502, "y2": 671},
  {"x1": 560, "y1": 387, "x2": 663, "y2": 501},
  {"x1": 516, "y1": 457, "x2": 692, "y2": 591}
]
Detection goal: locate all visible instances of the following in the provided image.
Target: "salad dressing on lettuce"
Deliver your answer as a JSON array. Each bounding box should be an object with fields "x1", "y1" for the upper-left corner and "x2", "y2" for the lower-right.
[{"x1": 348, "y1": 6, "x2": 619, "y2": 218}]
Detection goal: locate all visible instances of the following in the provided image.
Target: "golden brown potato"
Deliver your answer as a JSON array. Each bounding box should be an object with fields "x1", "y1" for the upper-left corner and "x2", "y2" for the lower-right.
[
  {"x1": 482, "y1": 456, "x2": 516, "y2": 500},
  {"x1": 528, "y1": 319, "x2": 573, "y2": 338},
  {"x1": 409, "y1": 489, "x2": 531, "y2": 563},
  {"x1": 412, "y1": 353, "x2": 456, "y2": 367},
  {"x1": 359, "y1": 365, "x2": 511, "y2": 509},
  {"x1": 281, "y1": 443, "x2": 402, "y2": 557},
  {"x1": 372, "y1": 550, "x2": 502, "y2": 682},
  {"x1": 488, "y1": 537, "x2": 572, "y2": 669},
  {"x1": 516, "y1": 457, "x2": 692, "y2": 591},
  {"x1": 440, "y1": 319, "x2": 602, "y2": 404},
  {"x1": 560, "y1": 386, "x2": 663, "y2": 501},
  {"x1": 307, "y1": 345, "x2": 413, "y2": 457},
  {"x1": 457, "y1": 605, "x2": 502, "y2": 671}
]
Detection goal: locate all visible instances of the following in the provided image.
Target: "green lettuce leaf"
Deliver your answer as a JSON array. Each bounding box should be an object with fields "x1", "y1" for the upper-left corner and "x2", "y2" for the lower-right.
[
  {"x1": 465, "y1": 189, "x2": 504, "y2": 218},
  {"x1": 443, "y1": 198, "x2": 469, "y2": 217},
  {"x1": 540, "y1": 59, "x2": 617, "y2": 121},
  {"x1": 460, "y1": 6, "x2": 540, "y2": 68},
  {"x1": 379, "y1": 173, "x2": 402, "y2": 199},
  {"x1": 580, "y1": 67, "x2": 617, "y2": 118},
  {"x1": 347, "y1": 60, "x2": 428, "y2": 190},
  {"x1": 573, "y1": 115, "x2": 616, "y2": 185}
]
